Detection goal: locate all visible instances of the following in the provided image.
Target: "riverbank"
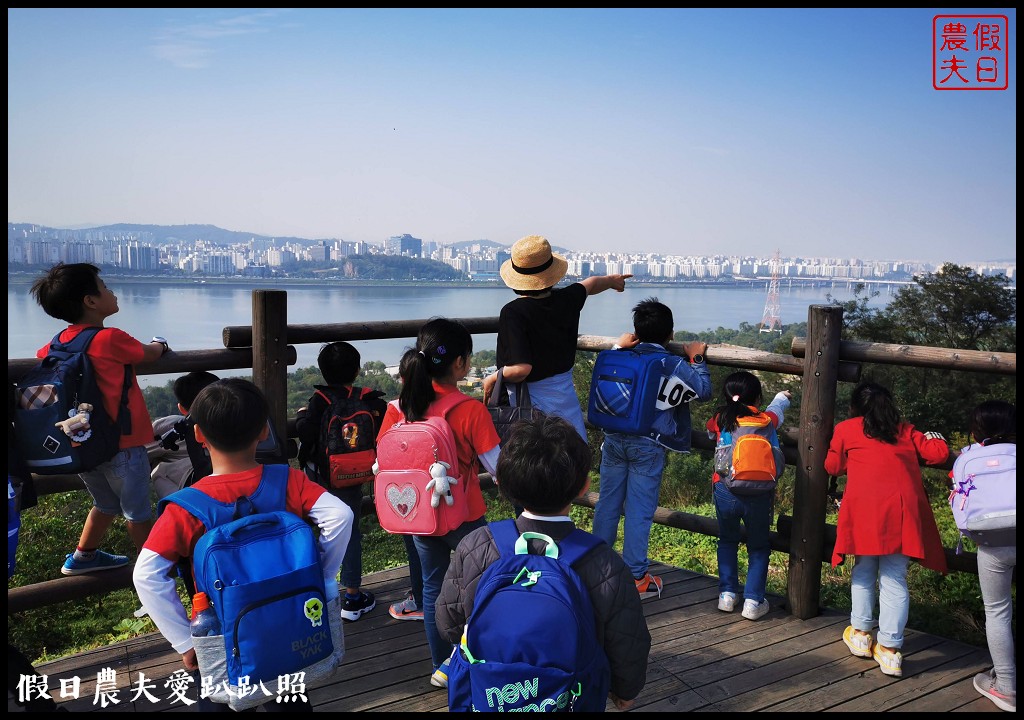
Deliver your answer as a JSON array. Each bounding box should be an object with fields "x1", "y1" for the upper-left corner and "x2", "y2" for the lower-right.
[{"x1": 6, "y1": 270, "x2": 911, "y2": 292}]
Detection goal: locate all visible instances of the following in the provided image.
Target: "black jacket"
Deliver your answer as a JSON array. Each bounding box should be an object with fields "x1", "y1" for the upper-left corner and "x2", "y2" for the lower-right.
[{"x1": 436, "y1": 516, "x2": 652, "y2": 702}]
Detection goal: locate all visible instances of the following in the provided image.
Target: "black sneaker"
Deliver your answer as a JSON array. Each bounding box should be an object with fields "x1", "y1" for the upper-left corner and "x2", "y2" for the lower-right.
[{"x1": 340, "y1": 590, "x2": 376, "y2": 622}]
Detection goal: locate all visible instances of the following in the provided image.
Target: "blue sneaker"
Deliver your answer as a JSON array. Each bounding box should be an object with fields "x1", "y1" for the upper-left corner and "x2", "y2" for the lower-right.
[
  {"x1": 61, "y1": 550, "x2": 130, "y2": 576},
  {"x1": 430, "y1": 657, "x2": 451, "y2": 688}
]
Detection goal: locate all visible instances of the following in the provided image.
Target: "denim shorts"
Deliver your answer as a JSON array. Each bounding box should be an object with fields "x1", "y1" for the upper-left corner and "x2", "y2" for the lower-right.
[{"x1": 78, "y1": 445, "x2": 154, "y2": 522}]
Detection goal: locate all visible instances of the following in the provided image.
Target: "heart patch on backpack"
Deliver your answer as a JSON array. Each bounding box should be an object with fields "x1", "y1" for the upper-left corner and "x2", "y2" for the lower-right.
[{"x1": 386, "y1": 484, "x2": 418, "y2": 518}]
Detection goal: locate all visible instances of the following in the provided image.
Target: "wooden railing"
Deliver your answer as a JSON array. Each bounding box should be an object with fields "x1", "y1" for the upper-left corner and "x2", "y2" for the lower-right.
[{"x1": 8, "y1": 291, "x2": 1015, "y2": 620}]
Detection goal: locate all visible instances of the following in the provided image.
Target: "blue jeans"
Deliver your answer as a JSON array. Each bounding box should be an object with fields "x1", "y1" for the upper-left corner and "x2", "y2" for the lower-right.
[
  {"x1": 79, "y1": 445, "x2": 154, "y2": 522},
  {"x1": 330, "y1": 486, "x2": 364, "y2": 591},
  {"x1": 592, "y1": 433, "x2": 666, "y2": 579},
  {"x1": 977, "y1": 545, "x2": 1016, "y2": 694},
  {"x1": 412, "y1": 517, "x2": 487, "y2": 669},
  {"x1": 713, "y1": 481, "x2": 773, "y2": 604},
  {"x1": 850, "y1": 553, "x2": 910, "y2": 649},
  {"x1": 403, "y1": 534, "x2": 423, "y2": 607}
]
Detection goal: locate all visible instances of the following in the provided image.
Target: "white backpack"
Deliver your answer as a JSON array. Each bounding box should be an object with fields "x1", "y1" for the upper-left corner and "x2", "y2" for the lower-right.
[{"x1": 948, "y1": 442, "x2": 1016, "y2": 552}]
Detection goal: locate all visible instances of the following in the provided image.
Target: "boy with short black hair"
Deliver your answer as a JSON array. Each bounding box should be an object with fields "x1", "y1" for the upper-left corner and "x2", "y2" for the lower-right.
[
  {"x1": 591, "y1": 297, "x2": 712, "y2": 598},
  {"x1": 29, "y1": 262, "x2": 170, "y2": 574},
  {"x1": 149, "y1": 371, "x2": 221, "y2": 500},
  {"x1": 436, "y1": 414, "x2": 651, "y2": 711},
  {"x1": 296, "y1": 341, "x2": 387, "y2": 622},
  {"x1": 134, "y1": 378, "x2": 352, "y2": 711}
]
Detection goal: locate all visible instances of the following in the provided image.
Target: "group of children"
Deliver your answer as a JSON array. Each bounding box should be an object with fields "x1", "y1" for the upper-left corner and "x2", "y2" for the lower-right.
[{"x1": 16, "y1": 243, "x2": 1015, "y2": 712}]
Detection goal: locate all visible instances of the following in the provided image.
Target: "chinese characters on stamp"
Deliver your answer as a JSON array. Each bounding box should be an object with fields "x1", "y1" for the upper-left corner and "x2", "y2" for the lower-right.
[{"x1": 934, "y1": 15, "x2": 1009, "y2": 90}]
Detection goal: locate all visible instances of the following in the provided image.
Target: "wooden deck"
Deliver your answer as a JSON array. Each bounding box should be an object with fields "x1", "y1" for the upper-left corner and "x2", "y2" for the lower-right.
[{"x1": 19, "y1": 563, "x2": 999, "y2": 713}]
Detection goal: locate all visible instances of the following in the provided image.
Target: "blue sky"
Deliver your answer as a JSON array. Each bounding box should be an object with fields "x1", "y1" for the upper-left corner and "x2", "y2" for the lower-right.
[{"x1": 7, "y1": 8, "x2": 1016, "y2": 263}]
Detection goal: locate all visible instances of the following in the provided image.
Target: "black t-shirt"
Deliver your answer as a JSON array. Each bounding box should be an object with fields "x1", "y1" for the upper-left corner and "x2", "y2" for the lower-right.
[{"x1": 495, "y1": 283, "x2": 587, "y2": 382}]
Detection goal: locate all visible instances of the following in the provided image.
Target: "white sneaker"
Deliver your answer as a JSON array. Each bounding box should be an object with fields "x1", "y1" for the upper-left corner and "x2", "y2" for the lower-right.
[
  {"x1": 741, "y1": 598, "x2": 770, "y2": 620},
  {"x1": 718, "y1": 592, "x2": 737, "y2": 613}
]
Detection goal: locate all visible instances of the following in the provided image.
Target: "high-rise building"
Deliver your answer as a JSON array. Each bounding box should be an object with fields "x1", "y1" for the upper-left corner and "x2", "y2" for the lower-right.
[{"x1": 386, "y1": 234, "x2": 422, "y2": 257}]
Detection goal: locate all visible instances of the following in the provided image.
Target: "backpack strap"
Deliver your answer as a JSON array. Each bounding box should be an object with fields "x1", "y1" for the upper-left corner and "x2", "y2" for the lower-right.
[
  {"x1": 157, "y1": 464, "x2": 291, "y2": 529},
  {"x1": 313, "y1": 387, "x2": 333, "y2": 406},
  {"x1": 489, "y1": 518, "x2": 521, "y2": 558},
  {"x1": 550, "y1": 528, "x2": 604, "y2": 568},
  {"x1": 426, "y1": 390, "x2": 473, "y2": 419},
  {"x1": 489, "y1": 518, "x2": 603, "y2": 568},
  {"x1": 315, "y1": 385, "x2": 370, "y2": 405}
]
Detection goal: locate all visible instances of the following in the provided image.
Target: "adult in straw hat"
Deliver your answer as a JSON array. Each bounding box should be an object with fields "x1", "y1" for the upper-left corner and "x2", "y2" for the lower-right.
[{"x1": 486, "y1": 235, "x2": 632, "y2": 441}]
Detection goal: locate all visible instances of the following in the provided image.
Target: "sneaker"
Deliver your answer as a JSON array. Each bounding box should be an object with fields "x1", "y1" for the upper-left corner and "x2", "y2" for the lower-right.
[
  {"x1": 842, "y1": 625, "x2": 873, "y2": 658},
  {"x1": 974, "y1": 669, "x2": 1016, "y2": 712},
  {"x1": 430, "y1": 658, "x2": 450, "y2": 688},
  {"x1": 872, "y1": 644, "x2": 903, "y2": 677},
  {"x1": 718, "y1": 591, "x2": 737, "y2": 613},
  {"x1": 340, "y1": 590, "x2": 376, "y2": 622},
  {"x1": 61, "y1": 550, "x2": 129, "y2": 576},
  {"x1": 634, "y1": 573, "x2": 663, "y2": 599},
  {"x1": 389, "y1": 592, "x2": 424, "y2": 621},
  {"x1": 741, "y1": 598, "x2": 770, "y2": 620}
]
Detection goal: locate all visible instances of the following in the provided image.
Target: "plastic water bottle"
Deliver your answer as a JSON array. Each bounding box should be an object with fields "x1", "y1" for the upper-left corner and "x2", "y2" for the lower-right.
[{"x1": 190, "y1": 592, "x2": 221, "y2": 637}]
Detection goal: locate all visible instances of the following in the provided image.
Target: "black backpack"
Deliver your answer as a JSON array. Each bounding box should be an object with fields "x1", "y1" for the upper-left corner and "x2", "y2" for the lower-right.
[
  {"x1": 14, "y1": 327, "x2": 132, "y2": 475},
  {"x1": 312, "y1": 385, "x2": 384, "y2": 489}
]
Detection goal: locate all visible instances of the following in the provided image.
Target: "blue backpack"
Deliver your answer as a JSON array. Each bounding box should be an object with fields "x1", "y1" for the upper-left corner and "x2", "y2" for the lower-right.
[
  {"x1": 14, "y1": 327, "x2": 132, "y2": 474},
  {"x1": 159, "y1": 465, "x2": 338, "y2": 707},
  {"x1": 587, "y1": 346, "x2": 698, "y2": 438},
  {"x1": 8, "y1": 476, "x2": 20, "y2": 580},
  {"x1": 447, "y1": 519, "x2": 611, "y2": 713}
]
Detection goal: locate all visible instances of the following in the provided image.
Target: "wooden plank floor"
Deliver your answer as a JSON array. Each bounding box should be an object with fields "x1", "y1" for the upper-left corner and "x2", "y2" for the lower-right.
[{"x1": 16, "y1": 563, "x2": 1000, "y2": 713}]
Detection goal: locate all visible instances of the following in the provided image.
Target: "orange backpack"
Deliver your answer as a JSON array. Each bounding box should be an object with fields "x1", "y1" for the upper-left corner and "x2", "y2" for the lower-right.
[{"x1": 714, "y1": 412, "x2": 785, "y2": 495}]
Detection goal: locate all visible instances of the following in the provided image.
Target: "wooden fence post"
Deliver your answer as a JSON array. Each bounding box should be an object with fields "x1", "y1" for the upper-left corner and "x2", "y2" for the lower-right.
[
  {"x1": 787, "y1": 304, "x2": 843, "y2": 618},
  {"x1": 251, "y1": 290, "x2": 289, "y2": 451}
]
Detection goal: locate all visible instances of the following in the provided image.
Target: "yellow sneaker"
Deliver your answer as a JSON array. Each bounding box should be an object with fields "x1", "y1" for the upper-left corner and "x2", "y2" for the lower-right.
[
  {"x1": 842, "y1": 626, "x2": 873, "y2": 658},
  {"x1": 873, "y1": 645, "x2": 903, "y2": 677}
]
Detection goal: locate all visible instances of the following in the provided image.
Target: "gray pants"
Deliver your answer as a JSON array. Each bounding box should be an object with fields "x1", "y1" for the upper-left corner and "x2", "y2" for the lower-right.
[{"x1": 977, "y1": 544, "x2": 1016, "y2": 695}]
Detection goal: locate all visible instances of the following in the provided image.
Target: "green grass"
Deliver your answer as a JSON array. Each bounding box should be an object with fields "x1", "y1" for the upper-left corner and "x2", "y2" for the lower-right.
[
  {"x1": 9, "y1": 464, "x2": 1010, "y2": 665},
  {"x1": 9, "y1": 490, "x2": 161, "y2": 663}
]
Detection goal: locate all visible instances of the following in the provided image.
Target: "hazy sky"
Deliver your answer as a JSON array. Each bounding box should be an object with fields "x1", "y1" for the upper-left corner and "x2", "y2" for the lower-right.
[{"x1": 8, "y1": 8, "x2": 1017, "y2": 263}]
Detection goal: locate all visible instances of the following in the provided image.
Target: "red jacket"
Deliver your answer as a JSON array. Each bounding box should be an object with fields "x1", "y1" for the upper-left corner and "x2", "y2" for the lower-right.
[{"x1": 825, "y1": 418, "x2": 949, "y2": 573}]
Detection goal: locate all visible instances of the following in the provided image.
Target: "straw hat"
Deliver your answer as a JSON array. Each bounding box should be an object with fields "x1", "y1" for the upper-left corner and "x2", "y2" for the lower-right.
[{"x1": 499, "y1": 235, "x2": 568, "y2": 291}]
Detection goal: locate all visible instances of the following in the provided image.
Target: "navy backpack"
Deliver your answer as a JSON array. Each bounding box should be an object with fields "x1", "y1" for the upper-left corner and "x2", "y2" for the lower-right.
[
  {"x1": 447, "y1": 519, "x2": 611, "y2": 712},
  {"x1": 14, "y1": 327, "x2": 132, "y2": 474}
]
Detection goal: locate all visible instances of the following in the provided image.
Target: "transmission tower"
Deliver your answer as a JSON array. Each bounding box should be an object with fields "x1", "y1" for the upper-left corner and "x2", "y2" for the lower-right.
[{"x1": 759, "y1": 249, "x2": 783, "y2": 334}]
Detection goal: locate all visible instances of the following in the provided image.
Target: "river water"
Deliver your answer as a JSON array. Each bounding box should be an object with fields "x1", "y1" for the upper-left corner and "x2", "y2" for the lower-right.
[{"x1": 8, "y1": 280, "x2": 891, "y2": 386}]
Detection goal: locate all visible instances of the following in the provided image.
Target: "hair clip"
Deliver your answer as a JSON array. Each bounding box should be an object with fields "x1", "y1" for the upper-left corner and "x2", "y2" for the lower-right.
[
  {"x1": 731, "y1": 395, "x2": 741, "y2": 402},
  {"x1": 432, "y1": 356, "x2": 442, "y2": 364},
  {"x1": 436, "y1": 345, "x2": 447, "y2": 356}
]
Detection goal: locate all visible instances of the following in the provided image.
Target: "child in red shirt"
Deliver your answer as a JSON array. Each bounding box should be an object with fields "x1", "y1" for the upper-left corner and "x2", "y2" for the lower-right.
[
  {"x1": 30, "y1": 262, "x2": 170, "y2": 574},
  {"x1": 377, "y1": 318, "x2": 501, "y2": 688},
  {"x1": 134, "y1": 378, "x2": 352, "y2": 710}
]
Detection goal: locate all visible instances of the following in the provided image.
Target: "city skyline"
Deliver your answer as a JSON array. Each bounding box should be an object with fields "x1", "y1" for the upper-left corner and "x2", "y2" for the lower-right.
[
  {"x1": 8, "y1": 9, "x2": 1017, "y2": 264},
  {"x1": 13, "y1": 221, "x2": 1017, "y2": 284}
]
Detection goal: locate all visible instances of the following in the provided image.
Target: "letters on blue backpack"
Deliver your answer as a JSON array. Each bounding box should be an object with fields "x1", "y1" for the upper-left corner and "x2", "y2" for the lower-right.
[{"x1": 587, "y1": 346, "x2": 696, "y2": 437}]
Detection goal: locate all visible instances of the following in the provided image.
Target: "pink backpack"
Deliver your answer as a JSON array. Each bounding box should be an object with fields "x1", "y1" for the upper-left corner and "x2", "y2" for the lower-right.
[{"x1": 373, "y1": 392, "x2": 472, "y2": 536}]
